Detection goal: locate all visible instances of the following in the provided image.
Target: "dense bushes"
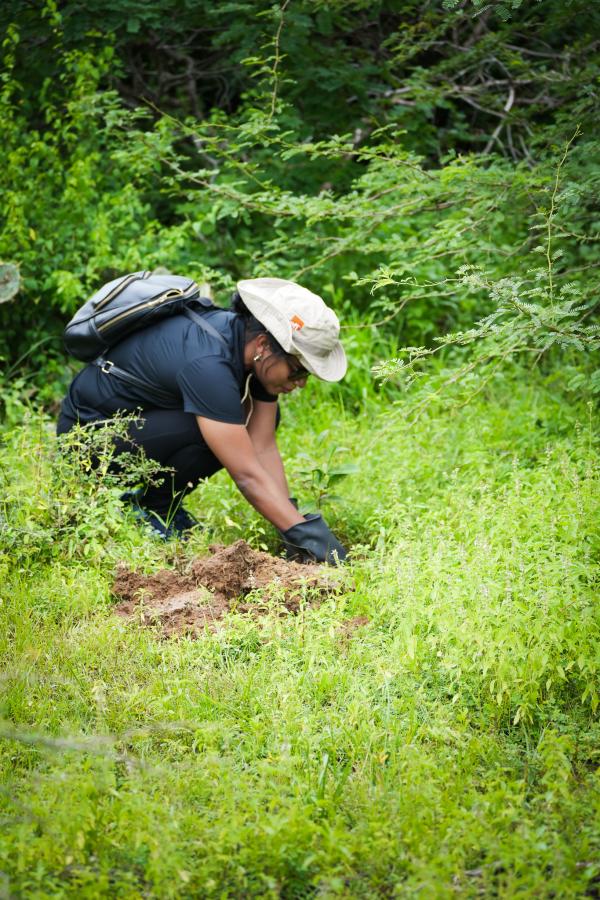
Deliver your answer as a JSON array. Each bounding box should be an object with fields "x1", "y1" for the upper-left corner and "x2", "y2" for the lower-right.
[{"x1": 0, "y1": 0, "x2": 598, "y2": 408}]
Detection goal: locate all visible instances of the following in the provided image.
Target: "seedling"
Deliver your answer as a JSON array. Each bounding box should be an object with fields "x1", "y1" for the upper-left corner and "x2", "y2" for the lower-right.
[{"x1": 294, "y1": 430, "x2": 358, "y2": 512}]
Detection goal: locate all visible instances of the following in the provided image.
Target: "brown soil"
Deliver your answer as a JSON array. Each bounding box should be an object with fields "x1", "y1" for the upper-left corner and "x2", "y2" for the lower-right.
[{"x1": 113, "y1": 539, "x2": 343, "y2": 637}]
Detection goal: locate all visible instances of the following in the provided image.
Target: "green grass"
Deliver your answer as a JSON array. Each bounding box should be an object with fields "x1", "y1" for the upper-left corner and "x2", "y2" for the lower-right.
[{"x1": 1, "y1": 370, "x2": 599, "y2": 898}]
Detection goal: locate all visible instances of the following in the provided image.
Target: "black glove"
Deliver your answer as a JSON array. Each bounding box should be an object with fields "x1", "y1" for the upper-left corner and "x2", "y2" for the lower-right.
[{"x1": 280, "y1": 513, "x2": 347, "y2": 566}]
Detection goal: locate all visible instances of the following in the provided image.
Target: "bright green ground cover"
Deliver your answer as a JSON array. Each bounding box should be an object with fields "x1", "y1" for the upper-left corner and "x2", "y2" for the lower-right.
[{"x1": 1, "y1": 370, "x2": 599, "y2": 898}]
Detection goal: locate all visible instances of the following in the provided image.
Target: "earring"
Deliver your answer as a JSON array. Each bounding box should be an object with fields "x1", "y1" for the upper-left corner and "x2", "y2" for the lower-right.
[{"x1": 253, "y1": 353, "x2": 262, "y2": 362}]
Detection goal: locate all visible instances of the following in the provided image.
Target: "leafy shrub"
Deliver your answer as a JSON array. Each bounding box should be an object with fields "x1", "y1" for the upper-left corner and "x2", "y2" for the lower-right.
[
  {"x1": 1, "y1": 0, "x2": 598, "y2": 407},
  {"x1": 0, "y1": 414, "x2": 164, "y2": 568}
]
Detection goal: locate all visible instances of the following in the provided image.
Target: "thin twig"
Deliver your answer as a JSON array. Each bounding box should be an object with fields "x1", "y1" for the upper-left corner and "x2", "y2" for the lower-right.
[
  {"x1": 483, "y1": 85, "x2": 515, "y2": 154},
  {"x1": 546, "y1": 127, "x2": 581, "y2": 305},
  {"x1": 268, "y1": 0, "x2": 291, "y2": 122}
]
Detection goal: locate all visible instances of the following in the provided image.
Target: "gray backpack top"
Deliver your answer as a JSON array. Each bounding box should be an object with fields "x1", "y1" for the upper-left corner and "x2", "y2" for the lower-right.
[
  {"x1": 63, "y1": 270, "x2": 226, "y2": 407},
  {"x1": 63, "y1": 270, "x2": 216, "y2": 362}
]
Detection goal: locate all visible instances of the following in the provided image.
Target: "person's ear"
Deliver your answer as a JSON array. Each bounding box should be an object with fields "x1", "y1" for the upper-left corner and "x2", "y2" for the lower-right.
[{"x1": 258, "y1": 334, "x2": 271, "y2": 355}]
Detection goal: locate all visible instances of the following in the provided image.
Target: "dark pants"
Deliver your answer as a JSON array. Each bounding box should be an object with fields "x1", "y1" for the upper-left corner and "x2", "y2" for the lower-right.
[{"x1": 57, "y1": 410, "x2": 222, "y2": 516}]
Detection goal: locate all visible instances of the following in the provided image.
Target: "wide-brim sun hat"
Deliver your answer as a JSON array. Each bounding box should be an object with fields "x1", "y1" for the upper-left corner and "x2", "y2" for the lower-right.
[{"x1": 236, "y1": 277, "x2": 347, "y2": 382}]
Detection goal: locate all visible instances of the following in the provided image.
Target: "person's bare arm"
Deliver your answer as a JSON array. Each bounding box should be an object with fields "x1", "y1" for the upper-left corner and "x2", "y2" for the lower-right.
[
  {"x1": 196, "y1": 415, "x2": 302, "y2": 531},
  {"x1": 246, "y1": 400, "x2": 289, "y2": 497}
]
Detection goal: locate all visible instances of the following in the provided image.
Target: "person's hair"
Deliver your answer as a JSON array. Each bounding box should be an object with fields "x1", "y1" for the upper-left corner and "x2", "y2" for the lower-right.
[{"x1": 230, "y1": 291, "x2": 287, "y2": 358}]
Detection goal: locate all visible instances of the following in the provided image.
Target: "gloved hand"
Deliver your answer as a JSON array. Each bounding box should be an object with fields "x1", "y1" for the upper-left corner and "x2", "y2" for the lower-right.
[{"x1": 280, "y1": 513, "x2": 347, "y2": 566}]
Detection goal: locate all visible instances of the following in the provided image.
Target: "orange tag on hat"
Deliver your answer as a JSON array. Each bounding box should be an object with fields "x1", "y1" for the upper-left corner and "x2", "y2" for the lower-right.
[{"x1": 291, "y1": 315, "x2": 305, "y2": 331}]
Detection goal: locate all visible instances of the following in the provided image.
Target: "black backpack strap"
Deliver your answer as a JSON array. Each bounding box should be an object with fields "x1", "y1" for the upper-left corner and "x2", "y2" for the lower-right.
[
  {"x1": 183, "y1": 303, "x2": 226, "y2": 345},
  {"x1": 93, "y1": 358, "x2": 178, "y2": 408},
  {"x1": 92, "y1": 301, "x2": 227, "y2": 408}
]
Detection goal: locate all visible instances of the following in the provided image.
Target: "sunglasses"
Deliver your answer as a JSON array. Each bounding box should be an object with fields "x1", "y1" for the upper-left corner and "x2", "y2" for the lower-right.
[{"x1": 287, "y1": 357, "x2": 310, "y2": 382}]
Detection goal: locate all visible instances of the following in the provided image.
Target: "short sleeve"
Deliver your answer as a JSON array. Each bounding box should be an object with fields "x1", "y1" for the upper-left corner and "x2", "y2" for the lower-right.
[{"x1": 176, "y1": 356, "x2": 246, "y2": 424}]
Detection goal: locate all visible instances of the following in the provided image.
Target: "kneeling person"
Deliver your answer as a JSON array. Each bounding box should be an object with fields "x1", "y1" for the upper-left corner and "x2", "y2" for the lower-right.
[{"x1": 57, "y1": 277, "x2": 348, "y2": 565}]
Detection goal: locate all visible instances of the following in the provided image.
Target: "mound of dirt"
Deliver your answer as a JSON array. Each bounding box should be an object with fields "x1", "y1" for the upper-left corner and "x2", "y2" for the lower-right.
[{"x1": 113, "y1": 539, "x2": 343, "y2": 637}]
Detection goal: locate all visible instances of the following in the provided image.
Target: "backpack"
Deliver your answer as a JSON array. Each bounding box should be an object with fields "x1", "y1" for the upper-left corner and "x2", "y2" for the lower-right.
[
  {"x1": 63, "y1": 270, "x2": 226, "y2": 407},
  {"x1": 63, "y1": 270, "x2": 224, "y2": 361}
]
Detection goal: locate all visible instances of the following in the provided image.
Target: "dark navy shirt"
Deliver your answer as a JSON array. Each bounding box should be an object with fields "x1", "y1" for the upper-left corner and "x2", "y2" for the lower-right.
[{"x1": 60, "y1": 309, "x2": 277, "y2": 425}]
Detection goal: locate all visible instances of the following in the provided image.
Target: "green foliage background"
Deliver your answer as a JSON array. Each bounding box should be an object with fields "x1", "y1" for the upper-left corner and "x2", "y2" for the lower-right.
[
  {"x1": 0, "y1": 0, "x2": 599, "y2": 404},
  {"x1": 0, "y1": 1, "x2": 599, "y2": 896}
]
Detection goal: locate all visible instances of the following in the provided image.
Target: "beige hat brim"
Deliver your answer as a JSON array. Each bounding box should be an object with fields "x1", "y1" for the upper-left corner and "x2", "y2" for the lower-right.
[
  {"x1": 237, "y1": 280, "x2": 347, "y2": 382},
  {"x1": 295, "y1": 340, "x2": 347, "y2": 382}
]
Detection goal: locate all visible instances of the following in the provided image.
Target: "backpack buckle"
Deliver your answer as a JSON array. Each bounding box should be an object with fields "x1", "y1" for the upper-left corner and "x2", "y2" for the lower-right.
[{"x1": 100, "y1": 360, "x2": 114, "y2": 374}]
